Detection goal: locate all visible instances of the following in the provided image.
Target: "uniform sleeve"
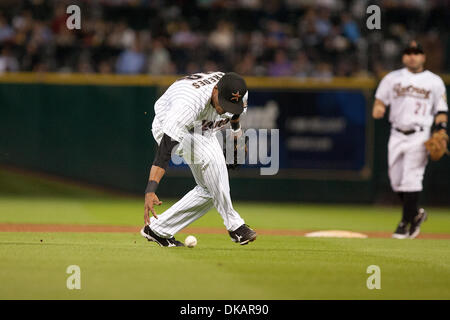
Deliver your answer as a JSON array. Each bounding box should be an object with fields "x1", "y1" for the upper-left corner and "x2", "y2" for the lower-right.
[
  {"x1": 241, "y1": 91, "x2": 248, "y2": 115},
  {"x1": 433, "y1": 77, "x2": 448, "y2": 114},
  {"x1": 374, "y1": 74, "x2": 392, "y2": 106},
  {"x1": 162, "y1": 97, "x2": 201, "y2": 143}
]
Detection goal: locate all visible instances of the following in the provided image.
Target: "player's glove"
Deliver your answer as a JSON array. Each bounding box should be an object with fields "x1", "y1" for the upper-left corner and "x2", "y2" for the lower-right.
[
  {"x1": 224, "y1": 129, "x2": 248, "y2": 170},
  {"x1": 424, "y1": 129, "x2": 449, "y2": 161}
]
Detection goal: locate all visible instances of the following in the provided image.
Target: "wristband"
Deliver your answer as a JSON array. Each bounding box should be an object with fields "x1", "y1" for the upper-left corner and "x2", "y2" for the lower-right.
[
  {"x1": 230, "y1": 114, "x2": 240, "y2": 131},
  {"x1": 145, "y1": 180, "x2": 159, "y2": 194},
  {"x1": 435, "y1": 122, "x2": 447, "y2": 132},
  {"x1": 231, "y1": 121, "x2": 241, "y2": 131},
  {"x1": 230, "y1": 127, "x2": 243, "y2": 138}
]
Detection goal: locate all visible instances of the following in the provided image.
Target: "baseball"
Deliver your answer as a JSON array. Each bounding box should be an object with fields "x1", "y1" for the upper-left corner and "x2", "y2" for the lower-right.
[{"x1": 184, "y1": 235, "x2": 197, "y2": 248}]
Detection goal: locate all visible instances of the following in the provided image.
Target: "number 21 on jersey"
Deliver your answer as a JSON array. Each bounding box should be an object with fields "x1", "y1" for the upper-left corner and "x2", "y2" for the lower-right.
[{"x1": 414, "y1": 102, "x2": 427, "y2": 116}]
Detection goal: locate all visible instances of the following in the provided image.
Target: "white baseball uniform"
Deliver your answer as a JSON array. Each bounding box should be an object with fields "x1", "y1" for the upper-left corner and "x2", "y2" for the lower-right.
[
  {"x1": 375, "y1": 68, "x2": 448, "y2": 192},
  {"x1": 149, "y1": 71, "x2": 247, "y2": 237}
]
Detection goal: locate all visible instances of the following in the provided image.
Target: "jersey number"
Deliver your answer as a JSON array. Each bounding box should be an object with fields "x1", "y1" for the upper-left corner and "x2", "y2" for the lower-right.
[
  {"x1": 414, "y1": 102, "x2": 427, "y2": 116},
  {"x1": 177, "y1": 72, "x2": 215, "y2": 81}
]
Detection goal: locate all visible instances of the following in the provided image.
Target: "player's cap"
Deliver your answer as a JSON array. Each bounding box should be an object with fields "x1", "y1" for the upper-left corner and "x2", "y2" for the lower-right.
[
  {"x1": 403, "y1": 40, "x2": 424, "y2": 55},
  {"x1": 217, "y1": 72, "x2": 247, "y2": 115}
]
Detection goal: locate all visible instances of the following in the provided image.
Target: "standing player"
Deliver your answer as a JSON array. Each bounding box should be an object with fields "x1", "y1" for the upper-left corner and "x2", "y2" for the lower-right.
[
  {"x1": 373, "y1": 41, "x2": 448, "y2": 239},
  {"x1": 141, "y1": 71, "x2": 257, "y2": 247}
]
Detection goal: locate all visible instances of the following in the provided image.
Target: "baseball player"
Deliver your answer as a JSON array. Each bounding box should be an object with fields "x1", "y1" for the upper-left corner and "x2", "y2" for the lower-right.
[
  {"x1": 373, "y1": 41, "x2": 448, "y2": 239},
  {"x1": 141, "y1": 71, "x2": 257, "y2": 247}
]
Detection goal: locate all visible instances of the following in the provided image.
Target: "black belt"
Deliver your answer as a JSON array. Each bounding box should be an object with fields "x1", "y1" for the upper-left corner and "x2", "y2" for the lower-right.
[{"x1": 394, "y1": 127, "x2": 423, "y2": 135}]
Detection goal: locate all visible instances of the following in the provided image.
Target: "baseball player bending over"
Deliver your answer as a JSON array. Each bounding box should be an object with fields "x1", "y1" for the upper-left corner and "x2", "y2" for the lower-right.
[
  {"x1": 373, "y1": 41, "x2": 448, "y2": 239},
  {"x1": 141, "y1": 72, "x2": 257, "y2": 247}
]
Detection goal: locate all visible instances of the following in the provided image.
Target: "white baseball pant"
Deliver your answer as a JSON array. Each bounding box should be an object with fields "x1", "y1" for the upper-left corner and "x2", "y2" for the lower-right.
[
  {"x1": 149, "y1": 132, "x2": 245, "y2": 238},
  {"x1": 388, "y1": 128, "x2": 430, "y2": 192}
]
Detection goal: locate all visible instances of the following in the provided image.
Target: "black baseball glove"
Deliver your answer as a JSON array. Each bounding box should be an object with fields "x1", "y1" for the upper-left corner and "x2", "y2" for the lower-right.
[{"x1": 224, "y1": 131, "x2": 248, "y2": 170}]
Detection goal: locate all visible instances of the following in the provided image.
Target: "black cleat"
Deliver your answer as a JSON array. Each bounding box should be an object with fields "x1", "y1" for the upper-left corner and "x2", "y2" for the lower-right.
[
  {"x1": 140, "y1": 225, "x2": 184, "y2": 247},
  {"x1": 409, "y1": 208, "x2": 427, "y2": 239},
  {"x1": 392, "y1": 221, "x2": 409, "y2": 239},
  {"x1": 229, "y1": 224, "x2": 257, "y2": 245}
]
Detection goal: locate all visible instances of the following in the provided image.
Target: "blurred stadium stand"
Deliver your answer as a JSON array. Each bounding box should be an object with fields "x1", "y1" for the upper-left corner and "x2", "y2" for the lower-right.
[{"x1": 0, "y1": 0, "x2": 449, "y2": 76}]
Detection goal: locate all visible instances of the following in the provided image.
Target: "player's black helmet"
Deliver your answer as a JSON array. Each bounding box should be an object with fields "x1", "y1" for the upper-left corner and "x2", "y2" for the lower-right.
[{"x1": 217, "y1": 72, "x2": 247, "y2": 115}]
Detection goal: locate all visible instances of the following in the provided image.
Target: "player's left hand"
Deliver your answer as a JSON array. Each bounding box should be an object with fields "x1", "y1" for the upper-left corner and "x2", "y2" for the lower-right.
[
  {"x1": 226, "y1": 131, "x2": 248, "y2": 170},
  {"x1": 144, "y1": 192, "x2": 162, "y2": 225},
  {"x1": 425, "y1": 129, "x2": 449, "y2": 161}
]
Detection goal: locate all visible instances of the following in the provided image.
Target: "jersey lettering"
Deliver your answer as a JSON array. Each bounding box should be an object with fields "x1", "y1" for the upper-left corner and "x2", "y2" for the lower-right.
[
  {"x1": 393, "y1": 83, "x2": 431, "y2": 100},
  {"x1": 201, "y1": 118, "x2": 230, "y2": 131},
  {"x1": 176, "y1": 72, "x2": 225, "y2": 89},
  {"x1": 375, "y1": 68, "x2": 448, "y2": 128}
]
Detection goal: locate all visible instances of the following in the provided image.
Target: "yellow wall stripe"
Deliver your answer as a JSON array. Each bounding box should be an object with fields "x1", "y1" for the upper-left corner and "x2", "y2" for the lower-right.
[{"x1": 0, "y1": 72, "x2": 449, "y2": 89}]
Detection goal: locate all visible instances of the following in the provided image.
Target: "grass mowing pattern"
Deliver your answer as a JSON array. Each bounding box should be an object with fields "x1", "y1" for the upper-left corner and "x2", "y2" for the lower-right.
[
  {"x1": 1, "y1": 196, "x2": 450, "y2": 233},
  {"x1": 0, "y1": 169, "x2": 449, "y2": 299},
  {"x1": 0, "y1": 197, "x2": 450, "y2": 299},
  {"x1": 1, "y1": 232, "x2": 449, "y2": 299}
]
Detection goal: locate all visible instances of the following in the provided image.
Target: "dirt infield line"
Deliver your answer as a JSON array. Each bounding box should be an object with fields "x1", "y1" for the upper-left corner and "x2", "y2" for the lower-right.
[{"x1": 1, "y1": 223, "x2": 450, "y2": 239}]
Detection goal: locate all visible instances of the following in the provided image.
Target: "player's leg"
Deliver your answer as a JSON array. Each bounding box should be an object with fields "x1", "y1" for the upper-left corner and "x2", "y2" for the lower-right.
[
  {"x1": 196, "y1": 135, "x2": 244, "y2": 230},
  {"x1": 399, "y1": 134, "x2": 429, "y2": 238},
  {"x1": 148, "y1": 184, "x2": 214, "y2": 238},
  {"x1": 196, "y1": 135, "x2": 256, "y2": 244},
  {"x1": 388, "y1": 132, "x2": 405, "y2": 194},
  {"x1": 400, "y1": 136, "x2": 428, "y2": 194},
  {"x1": 388, "y1": 132, "x2": 410, "y2": 238},
  {"x1": 146, "y1": 132, "x2": 226, "y2": 239},
  {"x1": 145, "y1": 133, "x2": 216, "y2": 240},
  {"x1": 148, "y1": 133, "x2": 254, "y2": 244}
]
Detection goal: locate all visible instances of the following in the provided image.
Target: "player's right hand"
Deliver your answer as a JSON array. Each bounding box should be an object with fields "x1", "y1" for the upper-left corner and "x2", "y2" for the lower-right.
[
  {"x1": 144, "y1": 192, "x2": 162, "y2": 225},
  {"x1": 372, "y1": 105, "x2": 386, "y2": 119}
]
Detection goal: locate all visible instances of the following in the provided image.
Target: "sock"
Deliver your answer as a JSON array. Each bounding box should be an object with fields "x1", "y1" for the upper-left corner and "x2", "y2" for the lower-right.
[
  {"x1": 402, "y1": 192, "x2": 420, "y2": 223},
  {"x1": 397, "y1": 192, "x2": 406, "y2": 222}
]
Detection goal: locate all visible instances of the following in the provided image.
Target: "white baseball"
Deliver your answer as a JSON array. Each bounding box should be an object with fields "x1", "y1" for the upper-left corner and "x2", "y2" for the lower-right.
[{"x1": 184, "y1": 235, "x2": 197, "y2": 248}]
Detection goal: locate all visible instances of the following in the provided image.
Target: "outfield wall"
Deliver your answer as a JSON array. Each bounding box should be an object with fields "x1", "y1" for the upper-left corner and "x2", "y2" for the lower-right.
[{"x1": 0, "y1": 73, "x2": 449, "y2": 204}]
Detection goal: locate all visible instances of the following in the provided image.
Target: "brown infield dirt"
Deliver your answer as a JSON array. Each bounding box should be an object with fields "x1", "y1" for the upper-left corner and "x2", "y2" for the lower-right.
[{"x1": 1, "y1": 223, "x2": 450, "y2": 239}]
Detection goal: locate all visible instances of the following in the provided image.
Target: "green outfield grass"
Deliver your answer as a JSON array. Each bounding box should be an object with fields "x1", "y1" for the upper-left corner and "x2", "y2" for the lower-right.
[
  {"x1": 1, "y1": 195, "x2": 450, "y2": 300},
  {"x1": 1, "y1": 231, "x2": 450, "y2": 299},
  {"x1": 0, "y1": 169, "x2": 450, "y2": 299},
  {"x1": 1, "y1": 196, "x2": 450, "y2": 233}
]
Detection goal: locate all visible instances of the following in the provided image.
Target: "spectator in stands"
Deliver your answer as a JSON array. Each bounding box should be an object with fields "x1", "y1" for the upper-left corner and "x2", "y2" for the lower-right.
[
  {"x1": 0, "y1": 46, "x2": 19, "y2": 73},
  {"x1": 116, "y1": 39, "x2": 146, "y2": 74},
  {"x1": 312, "y1": 62, "x2": 333, "y2": 80},
  {"x1": 98, "y1": 59, "x2": 114, "y2": 74},
  {"x1": 0, "y1": 14, "x2": 14, "y2": 43},
  {"x1": 171, "y1": 21, "x2": 199, "y2": 49},
  {"x1": 0, "y1": 0, "x2": 447, "y2": 76},
  {"x1": 208, "y1": 21, "x2": 234, "y2": 52},
  {"x1": 292, "y1": 52, "x2": 313, "y2": 78},
  {"x1": 148, "y1": 38, "x2": 172, "y2": 75},
  {"x1": 268, "y1": 50, "x2": 293, "y2": 76},
  {"x1": 341, "y1": 13, "x2": 360, "y2": 44},
  {"x1": 235, "y1": 52, "x2": 258, "y2": 76}
]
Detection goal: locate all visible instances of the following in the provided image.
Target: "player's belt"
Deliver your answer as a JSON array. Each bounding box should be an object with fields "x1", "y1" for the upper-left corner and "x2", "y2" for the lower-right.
[{"x1": 394, "y1": 127, "x2": 424, "y2": 135}]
